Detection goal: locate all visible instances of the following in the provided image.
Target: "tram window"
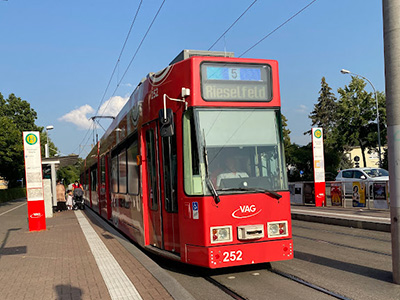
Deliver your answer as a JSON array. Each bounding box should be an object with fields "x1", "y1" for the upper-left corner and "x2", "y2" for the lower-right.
[
  {"x1": 118, "y1": 150, "x2": 127, "y2": 194},
  {"x1": 86, "y1": 170, "x2": 90, "y2": 191},
  {"x1": 183, "y1": 109, "x2": 203, "y2": 195},
  {"x1": 146, "y1": 130, "x2": 158, "y2": 210},
  {"x1": 91, "y1": 166, "x2": 97, "y2": 192},
  {"x1": 100, "y1": 156, "x2": 106, "y2": 186},
  {"x1": 82, "y1": 171, "x2": 87, "y2": 190},
  {"x1": 111, "y1": 155, "x2": 118, "y2": 193},
  {"x1": 162, "y1": 134, "x2": 177, "y2": 213},
  {"x1": 127, "y1": 141, "x2": 139, "y2": 195}
]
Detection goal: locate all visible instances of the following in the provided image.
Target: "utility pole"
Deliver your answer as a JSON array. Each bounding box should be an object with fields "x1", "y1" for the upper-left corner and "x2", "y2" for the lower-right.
[{"x1": 383, "y1": 0, "x2": 400, "y2": 284}]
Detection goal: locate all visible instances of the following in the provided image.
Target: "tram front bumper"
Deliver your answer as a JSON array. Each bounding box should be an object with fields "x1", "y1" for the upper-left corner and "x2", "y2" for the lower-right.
[{"x1": 185, "y1": 239, "x2": 293, "y2": 268}]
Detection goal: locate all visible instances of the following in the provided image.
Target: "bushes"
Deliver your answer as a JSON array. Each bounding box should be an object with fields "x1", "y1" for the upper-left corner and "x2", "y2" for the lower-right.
[{"x1": 0, "y1": 188, "x2": 26, "y2": 203}]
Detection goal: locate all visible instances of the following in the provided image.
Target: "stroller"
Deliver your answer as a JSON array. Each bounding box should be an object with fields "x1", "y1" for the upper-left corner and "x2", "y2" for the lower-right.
[{"x1": 72, "y1": 187, "x2": 85, "y2": 210}]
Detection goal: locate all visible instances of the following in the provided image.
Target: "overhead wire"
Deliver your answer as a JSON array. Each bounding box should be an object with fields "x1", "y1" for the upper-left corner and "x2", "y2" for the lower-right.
[
  {"x1": 75, "y1": 0, "x2": 144, "y2": 156},
  {"x1": 239, "y1": 0, "x2": 318, "y2": 57},
  {"x1": 208, "y1": 0, "x2": 258, "y2": 51},
  {"x1": 95, "y1": 0, "x2": 143, "y2": 116},
  {"x1": 100, "y1": 0, "x2": 166, "y2": 116},
  {"x1": 76, "y1": 0, "x2": 317, "y2": 157},
  {"x1": 78, "y1": 0, "x2": 166, "y2": 156}
]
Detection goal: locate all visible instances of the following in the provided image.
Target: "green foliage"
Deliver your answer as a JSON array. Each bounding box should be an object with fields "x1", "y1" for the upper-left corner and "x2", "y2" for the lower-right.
[
  {"x1": 308, "y1": 77, "x2": 337, "y2": 138},
  {"x1": 57, "y1": 157, "x2": 83, "y2": 186},
  {"x1": 286, "y1": 75, "x2": 387, "y2": 181},
  {"x1": 286, "y1": 143, "x2": 313, "y2": 181},
  {"x1": 281, "y1": 113, "x2": 291, "y2": 159},
  {"x1": 336, "y1": 77, "x2": 386, "y2": 167},
  {"x1": 0, "y1": 93, "x2": 41, "y2": 186},
  {"x1": 0, "y1": 188, "x2": 26, "y2": 203}
]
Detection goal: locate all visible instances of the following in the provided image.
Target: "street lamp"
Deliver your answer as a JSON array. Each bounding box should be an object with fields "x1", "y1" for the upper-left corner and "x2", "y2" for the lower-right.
[
  {"x1": 340, "y1": 69, "x2": 382, "y2": 168},
  {"x1": 45, "y1": 125, "x2": 54, "y2": 158}
]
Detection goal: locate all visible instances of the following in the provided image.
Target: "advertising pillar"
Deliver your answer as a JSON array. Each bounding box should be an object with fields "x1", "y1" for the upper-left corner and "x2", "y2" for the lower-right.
[
  {"x1": 23, "y1": 131, "x2": 46, "y2": 231},
  {"x1": 312, "y1": 128, "x2": 325, "y2": 207}
]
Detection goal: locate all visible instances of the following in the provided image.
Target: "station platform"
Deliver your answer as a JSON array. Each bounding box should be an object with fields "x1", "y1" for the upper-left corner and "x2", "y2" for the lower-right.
[
  {"x1": 291, "y1": 204, "x2": 391, "y2": 232},
  {"x1": 0, "y1": 199, "x2": 195, "y2": 300},
  {"x1": 1, "y1": 198, "x2": 393, "y2": 300}
]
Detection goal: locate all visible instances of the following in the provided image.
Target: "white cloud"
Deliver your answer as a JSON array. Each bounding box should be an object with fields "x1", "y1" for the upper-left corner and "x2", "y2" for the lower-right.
[
  {"x1": 98, "y1": 95, "x2": 129, "y2": 117},
  {"x1": 58, "y1": 104, "x2": 94, "y2": 130},
  {"x1": 58, "y1": 96, "x2": 129, "y2": 130}
]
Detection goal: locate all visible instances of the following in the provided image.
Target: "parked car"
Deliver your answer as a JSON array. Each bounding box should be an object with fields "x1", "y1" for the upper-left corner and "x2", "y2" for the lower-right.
[{"x1": 335, "y1": 167, "x2": 389, "y2": 196}]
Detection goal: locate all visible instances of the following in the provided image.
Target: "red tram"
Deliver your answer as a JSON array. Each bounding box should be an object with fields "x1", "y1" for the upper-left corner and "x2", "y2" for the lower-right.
[{"x1": 82, "y1": 50, "x2": 293, "y2": 268}]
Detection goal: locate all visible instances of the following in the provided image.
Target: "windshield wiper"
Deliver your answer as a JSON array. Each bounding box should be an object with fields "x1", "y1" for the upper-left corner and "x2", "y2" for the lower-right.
[
  {"x1": 217, "y1": 187, "x2": 282, "y2": 200},
  {"x1": 202, "y1": 132, "x2": 220, "y2": 204}
]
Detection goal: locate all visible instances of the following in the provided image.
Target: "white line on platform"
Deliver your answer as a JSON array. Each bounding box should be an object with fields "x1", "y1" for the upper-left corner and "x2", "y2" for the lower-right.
[
  {"x1": 291, "y1": 209, "x2": 390, "y2": 222},
  {"x1": 0, "y1": 202, "x2": 27, "y2": 217},
  {"x1": 75, "y1": 210, "x2": 143, "y2": 300}
]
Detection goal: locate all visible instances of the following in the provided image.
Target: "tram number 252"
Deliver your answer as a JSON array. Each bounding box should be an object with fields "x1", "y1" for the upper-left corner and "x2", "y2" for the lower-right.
[{"x1": 223, "y1": 250, "x2": 243, "y2": 262}]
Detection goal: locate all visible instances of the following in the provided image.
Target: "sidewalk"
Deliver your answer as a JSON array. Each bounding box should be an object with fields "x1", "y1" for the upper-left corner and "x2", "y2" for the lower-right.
[
  {"x1": 0, "y1": 203, "x2": 194, "y2": 300},
  {"x1": 291, "y1": 204, "x2": 391, "y2": 232}
]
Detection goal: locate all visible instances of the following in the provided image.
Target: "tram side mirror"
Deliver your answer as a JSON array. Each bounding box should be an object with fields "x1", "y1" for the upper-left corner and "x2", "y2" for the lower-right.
[{"x1": 159, "y1": 109, "x2": 174, "y2": 137}]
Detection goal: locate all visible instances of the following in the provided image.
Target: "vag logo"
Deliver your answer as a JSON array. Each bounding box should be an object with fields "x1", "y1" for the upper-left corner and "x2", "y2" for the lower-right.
[
  {"x1": 30, "y1": 212, "x2": 42, "y2": 218},
  {"x1": 232, "y1": 205, "x2": 262, "y2": 219}
]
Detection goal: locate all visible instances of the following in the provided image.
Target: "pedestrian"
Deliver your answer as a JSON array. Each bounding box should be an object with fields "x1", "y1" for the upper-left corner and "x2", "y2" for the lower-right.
[
  {"x1": 66, "y1": 190, "x2": 73, "y2": 210},
  {"x1": 72, "y1": 180, "x2": 83, "y2": 190},
  {"x1": 56, "y1": 180, "x2": 67, "y2": 212}
]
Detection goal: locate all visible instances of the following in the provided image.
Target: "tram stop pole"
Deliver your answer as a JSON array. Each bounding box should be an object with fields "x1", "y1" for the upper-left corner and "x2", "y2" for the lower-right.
[{"x1": 383, "y1": 0, "x2": 400, "y2": 284}]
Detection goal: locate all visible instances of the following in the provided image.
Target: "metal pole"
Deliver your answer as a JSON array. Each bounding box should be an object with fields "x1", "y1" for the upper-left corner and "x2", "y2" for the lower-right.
[
  {"x1": 45, "y1": 129, "x2": 49, "y2": 158},
  {"x1": 383, "y1": 0, "x2": 400, "y2": 284},
  {"x1": 51, "y1": 163, "x2": 57, "y2": 208}
]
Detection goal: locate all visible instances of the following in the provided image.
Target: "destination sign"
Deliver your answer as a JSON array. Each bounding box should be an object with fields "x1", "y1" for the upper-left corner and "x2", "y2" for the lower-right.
[
  {"x1": 206, "y1": 67, "x2": 261, "y2": 81},
  {"x1": 201, "y1": 63, "x2": 272, "y2": 101}
]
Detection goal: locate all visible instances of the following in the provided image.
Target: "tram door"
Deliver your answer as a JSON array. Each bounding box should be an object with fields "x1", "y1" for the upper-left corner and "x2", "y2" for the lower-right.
[
  {"x1": 145, "y1": 123, "x2": 163, "y2": 248},
  {"x1": 144, "y1": 121, "x2": 180, "y2": 252}
]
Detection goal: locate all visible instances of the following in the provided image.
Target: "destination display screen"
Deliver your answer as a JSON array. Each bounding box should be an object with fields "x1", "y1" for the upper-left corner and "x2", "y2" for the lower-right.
[{"x1": 201, "y1": 63, "x2": 272, "y2": 102}]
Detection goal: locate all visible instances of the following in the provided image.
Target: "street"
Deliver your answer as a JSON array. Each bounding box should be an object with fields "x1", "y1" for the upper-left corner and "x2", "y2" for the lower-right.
[
  {"x1": 2, "y1": 199, "x2": 400, "y2": 300},
  {"x1": 160, "y1": 220, "x2": 400, "y2": 300}
]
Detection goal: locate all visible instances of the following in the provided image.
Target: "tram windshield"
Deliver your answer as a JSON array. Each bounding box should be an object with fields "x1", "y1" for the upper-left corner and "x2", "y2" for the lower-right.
[{"x1": 183, "y1": 108, "x2": 288, "y2": 196}]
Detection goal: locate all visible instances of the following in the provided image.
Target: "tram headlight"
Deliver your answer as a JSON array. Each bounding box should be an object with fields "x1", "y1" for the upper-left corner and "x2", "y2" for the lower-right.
[
  {"x1": 267, "y1": 221, "x2": 288, "y2": 238},
  {"x1": 210, "y1": 226, "x2": 233, "y2": 244}
]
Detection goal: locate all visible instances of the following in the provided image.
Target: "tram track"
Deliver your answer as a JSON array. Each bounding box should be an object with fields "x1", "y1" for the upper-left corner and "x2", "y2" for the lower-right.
[
  {"x1": 204, "y1": 276, "x2": 248, "y2": 300},
  {"x1": 203, "y1": 264, "x2": 353, "y2": 300},
  {"x1": 268, "y1": 267, "x2": 352, "y2": 300}
]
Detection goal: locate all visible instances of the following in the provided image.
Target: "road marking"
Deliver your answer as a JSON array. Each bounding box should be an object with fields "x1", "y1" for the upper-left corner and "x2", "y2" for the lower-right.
[
  {"x1": 291, "y1": 209, "x2": 390, "y2": 222},
  {"x1": 0, "y1": 202, "x2": 27, "y2": 217},
  {"x1": 75, "y1": 210, "x2": 143, "y2": 300}
]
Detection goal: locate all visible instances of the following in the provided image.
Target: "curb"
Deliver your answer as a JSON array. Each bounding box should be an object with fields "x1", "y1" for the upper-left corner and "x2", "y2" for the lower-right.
[
  {"x1": 291, "y1": 212, "x2": 391, "y2": 232},
  {"x1": 84, "y1": 208, "x2": 196, "y2": 300}
]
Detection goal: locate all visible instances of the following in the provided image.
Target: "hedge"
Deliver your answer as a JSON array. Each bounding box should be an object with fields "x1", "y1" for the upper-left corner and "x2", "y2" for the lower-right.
[{"x1": 0, "y1": 188, "x2": 26, "y2": 203}]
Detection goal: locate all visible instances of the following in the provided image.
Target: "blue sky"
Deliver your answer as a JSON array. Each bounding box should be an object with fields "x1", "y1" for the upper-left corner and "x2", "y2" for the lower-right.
[{"x1": 0, "y1": 0, "x2": 384, "y2": 157}]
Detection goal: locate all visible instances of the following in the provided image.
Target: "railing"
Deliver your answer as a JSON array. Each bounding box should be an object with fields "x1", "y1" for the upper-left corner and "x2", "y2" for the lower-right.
[{"x1": 289, "y1": 180, "x2": 389, "y2": 209}]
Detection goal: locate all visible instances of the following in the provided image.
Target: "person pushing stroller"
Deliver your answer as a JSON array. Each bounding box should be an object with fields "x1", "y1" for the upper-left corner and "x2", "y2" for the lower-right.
[{"x1": 72, "y1": 180, "x2": 85, "y2": 210}]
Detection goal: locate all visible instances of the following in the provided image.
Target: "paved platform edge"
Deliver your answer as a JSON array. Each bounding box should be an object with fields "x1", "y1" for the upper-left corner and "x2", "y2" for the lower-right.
[
  {"x1": 84, "y1": 208, "x2": 196, "y2": 300},
  {"x1": 292, "y1": 211, "x2": 391, "y2": 232}
]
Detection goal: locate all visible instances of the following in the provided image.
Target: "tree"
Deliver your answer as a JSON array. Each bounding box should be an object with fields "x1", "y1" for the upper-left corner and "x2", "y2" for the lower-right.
[
  {"x1": 336, "y1": 77, "x2": 386, "y2": 167},
  {"x1": 286, "y1": 143, "x2": 313, "y2": 182},
  {"x1": 303, "y1": 77, "x2": 344, "y2": 175},
  {"x1": 57, "y1": 157, "x2": 83, "y2": 186},
  {"x1": 308, "y1": 77, "x2": 337, "y2": 139},
  {"x1": 281, "y1": 113, "x2": 291, "y2": 157},
  {"x1": 0, "y1": 93, "x2": 41, "y2": 186}
]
